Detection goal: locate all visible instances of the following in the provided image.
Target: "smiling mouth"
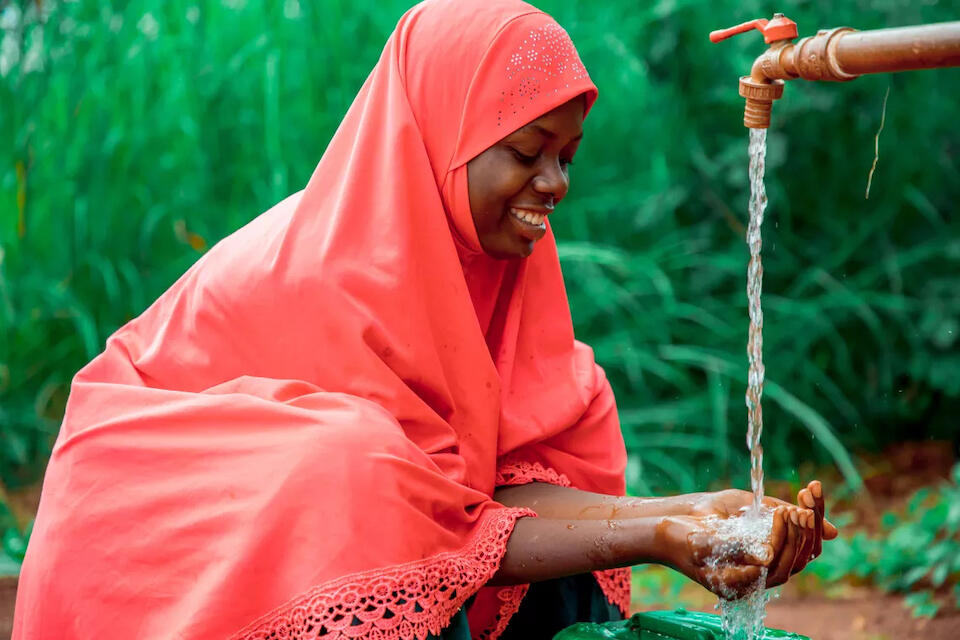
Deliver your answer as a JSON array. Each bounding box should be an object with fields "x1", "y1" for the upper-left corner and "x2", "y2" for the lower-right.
[
  {"x1": 508, "y1": 207, "x2": 548, "y2": 242},
  {"x1": 509, "y1": 208, "x2": 546, "y2": 227}
]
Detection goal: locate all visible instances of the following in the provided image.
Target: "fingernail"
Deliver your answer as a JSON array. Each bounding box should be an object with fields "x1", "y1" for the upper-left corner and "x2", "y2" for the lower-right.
[
  {"x1": 790, "y1": 510, "x2": 799, "y2": 525},
  {"x1": 811, "y1": 481, "x2": 822, "y2": 499},
  {"x1": 801, "y1": 492, "x2": 815, "y2": 508}
]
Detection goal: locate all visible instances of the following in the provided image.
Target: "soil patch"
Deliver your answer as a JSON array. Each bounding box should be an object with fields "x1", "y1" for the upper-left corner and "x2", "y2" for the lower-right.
[
  {"x1": 0, "y1": 576, "x2": 15, "y2": 639},
  {"x1": 764, "y1": 592, "x2": 960, "y2": 640}
]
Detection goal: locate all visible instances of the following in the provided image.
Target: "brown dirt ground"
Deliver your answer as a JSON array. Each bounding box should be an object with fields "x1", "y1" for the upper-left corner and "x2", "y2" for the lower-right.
[
  {"x1": 0, "y1": 576, "x2": 14, "y2": 639},
  {"x1": 764, "y1": 591, "x2": 960, "y2": 640},
  {"x1": 654, "y1": 578, "x2": 960, "y2": 640}
]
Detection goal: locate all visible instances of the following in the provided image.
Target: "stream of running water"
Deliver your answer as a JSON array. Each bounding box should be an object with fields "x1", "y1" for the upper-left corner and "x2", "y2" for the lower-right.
[
  {"x1": 710, "y1": 127, "x2": 773, "y2": 640},
  {"x1": 745, "y1": 127, "x2": 768, "y2": 514}
]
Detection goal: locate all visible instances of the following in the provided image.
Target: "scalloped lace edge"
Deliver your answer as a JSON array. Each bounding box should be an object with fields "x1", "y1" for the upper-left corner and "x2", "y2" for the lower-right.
[
  {"x1": 495, "y1": 459, "x2": 572, "y2": 488},
  {"x1": 495, "y1": 460, "x2": 631, "y2": 617},
  {"x1": 228, "y1": 507, "x2": 535, "y2": 640}
]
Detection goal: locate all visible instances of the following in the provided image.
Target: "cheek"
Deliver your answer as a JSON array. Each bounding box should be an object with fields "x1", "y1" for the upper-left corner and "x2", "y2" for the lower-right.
[{"x1": 468, "y1": 156, "x2": 527, "y2": 229}]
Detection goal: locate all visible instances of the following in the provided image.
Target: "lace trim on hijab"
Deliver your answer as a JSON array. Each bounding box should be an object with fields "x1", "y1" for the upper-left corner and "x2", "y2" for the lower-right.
[
  {"x1": 228, "y1": 507, "x2": 534, "y2": 640},
  {"x1": 495, "y1": 459, "x2": 572, "y2": 488},
  {"x1": 494, "y1": 458, "x2": 631, "y2": 617},
  {"x1": 593, "y1": 567, "x2": 631, "y2": 616}
]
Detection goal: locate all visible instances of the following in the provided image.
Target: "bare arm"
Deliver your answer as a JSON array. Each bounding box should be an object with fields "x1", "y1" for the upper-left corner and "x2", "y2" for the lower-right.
[
  {"x1": 489, "y1": 514, "x2": 670, "y2": 585},
  {"x1": 494, "y1": 482, "x2": 704, "y2": 520},
  {"x1": 489, "y1": 510, "x2": 783, "y2": 595},
  {"x1": 490, "y1": 480, "x2": 839, "y2": 594}
]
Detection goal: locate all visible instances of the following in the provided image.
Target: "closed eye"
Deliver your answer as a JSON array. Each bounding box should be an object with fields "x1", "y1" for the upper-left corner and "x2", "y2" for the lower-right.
[{"x1": 512, "y1": 148, "x2": 538, "y2": 166}]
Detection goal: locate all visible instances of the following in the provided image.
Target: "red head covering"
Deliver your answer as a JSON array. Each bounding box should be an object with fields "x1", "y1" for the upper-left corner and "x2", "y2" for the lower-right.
[{"x1": 13, "y1": 1, "x2": 627, "y2": 638}]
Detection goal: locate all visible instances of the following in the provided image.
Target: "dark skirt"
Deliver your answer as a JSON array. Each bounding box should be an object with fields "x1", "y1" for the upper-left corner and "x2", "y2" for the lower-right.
[{"x1": 435, "y1": 573, "x2": 623, "y2": 640}]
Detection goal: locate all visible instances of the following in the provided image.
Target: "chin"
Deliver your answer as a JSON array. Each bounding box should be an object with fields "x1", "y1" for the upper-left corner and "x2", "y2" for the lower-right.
[{"x1": 481, "y1": 237, "x2": 535, "y2": 260}]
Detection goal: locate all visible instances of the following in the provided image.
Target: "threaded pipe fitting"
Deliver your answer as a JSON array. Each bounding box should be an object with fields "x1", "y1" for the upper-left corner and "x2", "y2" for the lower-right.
[
  {"x1": 738, "y1": 76, "x2": 785, "y2": 129},
  {"x1": 743, "y1": 97, "x2": 773, "y2": 128}
]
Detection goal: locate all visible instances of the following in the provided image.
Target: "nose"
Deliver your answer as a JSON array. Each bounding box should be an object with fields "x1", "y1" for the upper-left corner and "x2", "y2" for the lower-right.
[{"x1": 532, "y1": 157, "x2": 569, "y2": 202}]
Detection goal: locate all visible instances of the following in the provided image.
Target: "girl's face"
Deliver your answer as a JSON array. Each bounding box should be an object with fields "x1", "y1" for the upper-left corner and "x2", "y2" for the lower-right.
[{"x1": 467, "y1": 97, "x2": 585, "y2": 259}]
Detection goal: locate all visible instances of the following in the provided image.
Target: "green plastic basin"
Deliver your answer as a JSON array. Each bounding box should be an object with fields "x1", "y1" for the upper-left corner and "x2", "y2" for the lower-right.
[{"x1": 553, "y1": 608, "x2": 810, "y2": 640}]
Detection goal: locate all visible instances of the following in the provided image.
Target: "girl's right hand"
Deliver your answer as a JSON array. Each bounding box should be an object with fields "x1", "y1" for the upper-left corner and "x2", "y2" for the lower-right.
[{"x1": 656, "y1": 502, "x2": 818, "y2": 599}]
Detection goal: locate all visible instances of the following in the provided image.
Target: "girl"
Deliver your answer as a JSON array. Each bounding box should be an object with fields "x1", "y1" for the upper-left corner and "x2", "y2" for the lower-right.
[{"x1": 13, "y1": 1, "x2": 835, "y2": 638}]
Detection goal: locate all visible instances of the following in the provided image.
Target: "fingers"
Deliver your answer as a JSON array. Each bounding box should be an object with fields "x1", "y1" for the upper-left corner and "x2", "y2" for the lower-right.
[
  {"x1": 823, "y1": 518, "x2": 839, "y2": 539},
  {"x1": 791, "y1": 509, "x2": 815, "y2": 575},
  {"x1": 688, "y1": 526, "x2": 772, "y2": 567},
  {"x1": 766, "y1": 503, "x2": 786, "y2": 561},
  {"x1": 807, "y1": 480, "x2": 840, "y2": 540},
  {"x1": 705, "y1": 565, "x2": 764, "y2": 599},
  {"x1": 767, "y1": 508, "x2": 798, "y2": 588},
  {"x1": 806, "y1": 482, "x2": 824, "y2": 558},
  {"x1": 732, "y1": 542, "x2": 774, "y2": 567},
  {"x1": 687, "y1": 528, "x2": 715, "y2": 566},
  {"x1": 798, "y1": 485, "x2": 820, "y2": 562}
]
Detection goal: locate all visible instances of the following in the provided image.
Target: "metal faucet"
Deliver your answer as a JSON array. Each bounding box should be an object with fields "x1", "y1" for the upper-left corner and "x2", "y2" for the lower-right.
[{"x1": 710, "y1": 15, "x2": 960, "y2": 128}]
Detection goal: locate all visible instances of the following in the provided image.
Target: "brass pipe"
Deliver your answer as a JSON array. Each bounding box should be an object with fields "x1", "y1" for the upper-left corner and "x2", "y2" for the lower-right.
[
  {"x1": 728, "y1": 20, "x2": 960, "y2": 128},
  {"x1": 835, "y1": 22, "x2": 960, "y2": 75},
  {"x1": 755, "y1": 22, "x2": 960, "y2": 83}
]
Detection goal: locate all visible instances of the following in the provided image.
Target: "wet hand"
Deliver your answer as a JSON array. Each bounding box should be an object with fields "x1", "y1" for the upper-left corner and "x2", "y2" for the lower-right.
[
  {"x1": 687, "y1": 480, "x2": 839, "y2": 558},
  {"x1": 661, "y1": 481, "x2": 839, "y2": 597},
  {"x1": 657, "y1": 512, "x2": 773, "y2": 599},
  {"x1": 787, "y1": 480, "x2": 840, "y2": 575}
]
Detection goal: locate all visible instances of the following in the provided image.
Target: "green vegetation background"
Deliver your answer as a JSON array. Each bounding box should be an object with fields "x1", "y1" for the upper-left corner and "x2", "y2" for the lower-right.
[{"x1": 1, "y1": 0, "x2": 958, "y2": 502}]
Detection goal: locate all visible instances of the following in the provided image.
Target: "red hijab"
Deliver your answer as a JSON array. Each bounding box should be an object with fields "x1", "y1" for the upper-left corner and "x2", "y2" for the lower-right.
[{"x1": 14, "y1": 1, "x2": 627, "y2": 638}]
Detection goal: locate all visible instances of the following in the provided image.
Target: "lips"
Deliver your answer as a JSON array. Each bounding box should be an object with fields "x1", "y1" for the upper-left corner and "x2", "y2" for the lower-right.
[{"x1": 507, "y1": 206, "x2": 549, "y2": 242}]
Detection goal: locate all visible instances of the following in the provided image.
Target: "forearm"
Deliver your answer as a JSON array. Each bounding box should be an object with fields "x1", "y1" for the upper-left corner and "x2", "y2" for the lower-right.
[
  {"x1": 494, "y1": 483, "x2": 703, "y2": 520},
  {"x1": 489, "y1": 514, "x2": 671, "y2": 585}
]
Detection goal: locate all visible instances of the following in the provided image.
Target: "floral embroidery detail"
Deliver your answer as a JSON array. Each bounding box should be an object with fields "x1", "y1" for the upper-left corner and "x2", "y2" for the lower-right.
[
  {"x1": 495, "y1": 460, "x2": 572, "y2": 488},
  {"x1": 593, "y1": 567, "x2": 631, "y2": 617},
  {"x1": 498, "y1": 23, "x2": 591, "y2": 125},
  {"x1": 228, "y1": 507, "x2": 535, "y2": 640}
]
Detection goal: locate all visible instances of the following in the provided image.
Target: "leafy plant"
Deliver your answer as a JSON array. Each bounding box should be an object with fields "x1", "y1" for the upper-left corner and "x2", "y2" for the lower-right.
[
  {"x1": 810, "y1": 463, "x2": 960, "y2": 617},
  {"x1": 0, "y1": 488, "x2": 30, "y2": 576},
  {"x1": 1, "y1": 0, "x2": 957, "y2": 499}
]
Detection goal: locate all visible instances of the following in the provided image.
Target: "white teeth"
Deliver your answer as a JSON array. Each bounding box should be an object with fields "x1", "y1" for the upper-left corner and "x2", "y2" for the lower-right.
[{"x1": 510, "y1": 208, "x2": 545, "y2": 227}]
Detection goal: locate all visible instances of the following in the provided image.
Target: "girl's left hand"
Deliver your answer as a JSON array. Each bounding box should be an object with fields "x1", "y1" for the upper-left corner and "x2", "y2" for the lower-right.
[{"x1": 687, "y1": 480, "x2": 839, "y2": 578}]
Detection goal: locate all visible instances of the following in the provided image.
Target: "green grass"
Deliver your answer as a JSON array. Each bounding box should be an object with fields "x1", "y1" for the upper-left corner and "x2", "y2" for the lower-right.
[{"x1": 1, "y1": 0, "x2": 958, "y2": 497}]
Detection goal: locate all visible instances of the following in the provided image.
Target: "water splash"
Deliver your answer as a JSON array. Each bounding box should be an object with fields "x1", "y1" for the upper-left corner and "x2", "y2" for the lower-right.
[
  {"x1": 707, "y1": 507, "x2": 775, "y2": 640},
  {"x1": 746, "y1": 127, "x2": 768, "y2": 512},
  {"x1": 718, "y1": 581, "x2": 772, "y2": 640}
]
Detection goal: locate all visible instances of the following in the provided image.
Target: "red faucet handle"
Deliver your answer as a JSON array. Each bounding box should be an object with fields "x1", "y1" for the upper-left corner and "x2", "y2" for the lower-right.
[{"x1": 709, "y1": 14, "x2": 798, "y2": 44}]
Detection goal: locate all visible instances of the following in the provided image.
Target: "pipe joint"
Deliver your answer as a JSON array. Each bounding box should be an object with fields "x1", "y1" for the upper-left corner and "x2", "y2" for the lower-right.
[
  {"x1": 738, "y1": 77, "x2": 785, "y2": 129},
  {"x1": 791, "y1": 27, "x2": 859, "y2": 81}
]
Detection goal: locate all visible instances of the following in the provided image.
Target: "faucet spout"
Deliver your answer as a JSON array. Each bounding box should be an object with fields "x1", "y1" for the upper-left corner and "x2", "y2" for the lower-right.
[{"x1": 712, "y1": 18, "x2": 960, "y2": 128}]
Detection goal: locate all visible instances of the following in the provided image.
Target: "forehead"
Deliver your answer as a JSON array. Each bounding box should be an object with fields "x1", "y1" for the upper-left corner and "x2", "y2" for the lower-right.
[{"x1": 507, "y1": 98, "x2": 586, "y2": 140}]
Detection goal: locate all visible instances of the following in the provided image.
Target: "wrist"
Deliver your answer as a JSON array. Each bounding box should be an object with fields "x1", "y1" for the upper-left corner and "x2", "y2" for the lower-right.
[
  {"x1": 660, "y1": 493, "x2": 703, "y2": 518},
  {"x1": 652, "y1": 515, "x2": 691, "y2": 570}
]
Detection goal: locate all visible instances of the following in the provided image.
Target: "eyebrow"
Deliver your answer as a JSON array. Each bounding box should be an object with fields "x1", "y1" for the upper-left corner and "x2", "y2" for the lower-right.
[{"x1": 518, "y1": 123, "x2": 584, "y2": 143}]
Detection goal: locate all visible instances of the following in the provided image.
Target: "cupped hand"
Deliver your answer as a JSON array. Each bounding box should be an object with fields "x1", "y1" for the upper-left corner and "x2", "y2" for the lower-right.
[
  {"x1": 689, "y1": 481, "x2": 838, "y2": 555},
  {"x1": 660, "y1": 480, "x2": 839, "y2": 597}
]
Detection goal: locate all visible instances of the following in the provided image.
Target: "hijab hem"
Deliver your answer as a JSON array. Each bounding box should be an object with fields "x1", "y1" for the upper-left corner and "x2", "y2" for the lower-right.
[{"x1": 227, "y1": 507, "x2": 536, "y2": 640}]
